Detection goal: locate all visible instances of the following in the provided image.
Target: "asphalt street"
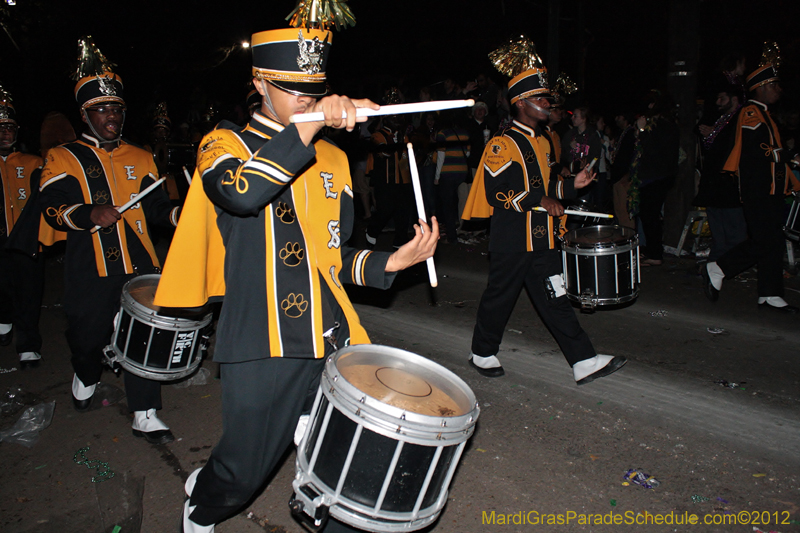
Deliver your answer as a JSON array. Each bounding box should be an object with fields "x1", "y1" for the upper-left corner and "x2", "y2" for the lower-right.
[{"x1": 0, "y1": 230, "x2": 798, "y2": 533}]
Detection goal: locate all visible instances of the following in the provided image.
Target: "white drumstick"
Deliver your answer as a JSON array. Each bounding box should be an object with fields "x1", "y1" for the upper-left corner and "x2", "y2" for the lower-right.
[
  {"x1": 533, "y1": 206, "x2": 614, "y2": 218},
  {"x1": 290, "y1": 99, "x2": 475, "y2": 124},
  {"x1": 182, "y1": 166, "x2": 192, "y2": 185},
  {"x1": 406, "y1": 142, "x2": 438, "y2": 288},
  {"x1": 90, "y1": 177, "x2": 166, "y2": 234}
]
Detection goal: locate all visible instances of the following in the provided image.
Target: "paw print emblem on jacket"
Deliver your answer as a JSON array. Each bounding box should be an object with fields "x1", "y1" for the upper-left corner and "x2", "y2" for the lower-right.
[
  {"x1": 105, "y1": 247, "x2": 121, "y2": 261},
  {"x1": 281, "y1": 293, "x2": 308, "y2": 318},
  {"x1": 279, "y1": 242, "x2": 305, "y2": 267},
  {"x1": 275, "y1": 202, "x2": 295, "y2": 224},
  {"x1": 86, "y1": 165, "x2": 103, "y2": 179},
  {"x1": 93, "y1": 190, "x2": 110, "y2": 204},
  {"x1": 532, "y1": 225, "x2": 547, "y2": 238}
]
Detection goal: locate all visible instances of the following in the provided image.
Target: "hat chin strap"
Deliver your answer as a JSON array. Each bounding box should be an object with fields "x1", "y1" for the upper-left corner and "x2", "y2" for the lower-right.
[
  {"x1": 82, "y1": 108, "x2": 125, "y2": 144},
  {"x1": 260, "y1": 81, "x2": 282, "y2": 124},
  {"x1": 523, "y1": 99, "x2": 551, "y2": 117}
]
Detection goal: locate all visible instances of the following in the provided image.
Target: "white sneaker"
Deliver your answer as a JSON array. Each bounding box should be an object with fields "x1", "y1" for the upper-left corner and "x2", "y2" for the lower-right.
[
  {"x1": 19, "y1": 352, "x2": 41, "y2": 369},
  {"x1": 132, "y1": 409, "x2": 174, "y2": 444},
  {"x1": 183, "y1": 468, "x2": 214, "y2": 532},
  {"x1": 72, "y1": 374, "x2": 97, "y2": 400},
  {"x1": 573, "y1": 355, "x2": 627, "y2": 385}
]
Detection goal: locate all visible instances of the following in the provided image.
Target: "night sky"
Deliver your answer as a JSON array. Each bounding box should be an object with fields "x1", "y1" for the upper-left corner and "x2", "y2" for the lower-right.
[{"x1": 1, "y1": 0, "x2": 799, "y2": 149}]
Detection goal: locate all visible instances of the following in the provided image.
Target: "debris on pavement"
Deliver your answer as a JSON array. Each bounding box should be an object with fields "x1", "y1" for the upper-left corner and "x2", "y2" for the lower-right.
[
  {"x1": 691, "y1": 494, "x2": 710, "y2": 503},
  {"x1": 715, "y1": 379, "x2": 746, "y2": 389},
  {"x1": 0, "y1": 401, "x2": 55, "y2": 448},
  {"x1": 74, "y1": 446, "x2": 115, "y2": 482},
  {"x1": 707, "y1": 327, "x2": 728, "y2": 335},
  {"x1": 649, "y1": 310, "x2": 668, "y2": 317},
  {"x1": 623, "y1": 468, "x2": 660, "y2": 489}
]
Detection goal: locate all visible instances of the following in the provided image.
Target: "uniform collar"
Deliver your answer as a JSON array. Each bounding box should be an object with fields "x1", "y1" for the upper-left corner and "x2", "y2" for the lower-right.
[
  {"x1": 244, "y1": 111, "x2": 284, "y2": 138},
  {"x1": 749, "y1": 99, "x2": 768, "y2": 111},
  {"x1": 511, "y1": 120, "x2": 539, "y2": 138},
  {"x1": 80, "y1": 132, "x2": 122, "y2": 151}
]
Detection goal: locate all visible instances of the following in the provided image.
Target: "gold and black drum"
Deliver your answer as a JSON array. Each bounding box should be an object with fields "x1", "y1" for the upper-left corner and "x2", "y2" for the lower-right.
[
  {"x1": 561, "y1": 225, "x2": 640, "y2": 310},
  {"x1": 291, "y1": 344, "x2": 479, "y2": 532},
  {"x1": 104, "y1": 275, "x2": 212, "y2": 381}
]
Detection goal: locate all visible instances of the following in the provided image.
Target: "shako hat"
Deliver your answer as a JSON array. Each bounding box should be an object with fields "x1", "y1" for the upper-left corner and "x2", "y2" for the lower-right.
[
  {"x1": 0, "y1": 84, "x2": 16, "y2": 125},
  {"x1": 72, "y1": 36, "x2": 124, "y2": 109},
  {"x1": 152, "y1": 102, "x2": 171, "y2": 130},
  {"x1": 746, "y1": 41, "x2": 781, "y2": 92},
  {"x1": 490, "y1": 35, "x2": 551, "y2": 104},
  {"x1": 251, "y1": 28, "x2": 332, "y2": 97}
]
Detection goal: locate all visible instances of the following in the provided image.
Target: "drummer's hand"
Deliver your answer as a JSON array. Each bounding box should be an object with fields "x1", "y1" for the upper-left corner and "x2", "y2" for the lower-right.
[
  {"x1": 90, "y1": 204, "x2": 121, "y2": 228},
  {"x1": 297, "y1": 95, "x2": 380, "y2": 142},
  {"x1": 574, "y1": 168, "x2": 596, "y2": 189},
  {"x1": 539, "y1": 197, "x2": 564, "y2": 217},
  {"x1": 385, "y1": 217, "x2": 439, "y2": 272}
]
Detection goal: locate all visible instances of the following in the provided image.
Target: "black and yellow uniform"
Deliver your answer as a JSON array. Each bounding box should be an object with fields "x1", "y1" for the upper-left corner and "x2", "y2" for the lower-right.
[
  {"x1": 466, "y1": 120, "x2": 596, "y2": 365},
  {"x1": 0, "y1": 152, "x2": 48, "y2": 354},
  {"x1": 717, "y1": 100, "x2": 800, "y2": 297},
  {"x1": 39, "y1": 133, "x2": 179, "y2": 407},
  {"x1": 365, "y1": 125, "x2": 412, "y2": 247},
  {"x1": 153, "y1": 111, "x2": 396, "y2": 525}
]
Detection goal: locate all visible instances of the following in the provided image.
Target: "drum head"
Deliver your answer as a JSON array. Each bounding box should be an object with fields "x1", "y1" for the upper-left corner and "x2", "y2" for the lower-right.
[
  {"x1": 563, "y1": 225, "x2": 635, "y2": 246},
  {"x1": 336, "y1": 346, "x2": 474, "y2": 418},
  {"x1": 126, "y1": 276, "x2": 160, "y2": 311}
]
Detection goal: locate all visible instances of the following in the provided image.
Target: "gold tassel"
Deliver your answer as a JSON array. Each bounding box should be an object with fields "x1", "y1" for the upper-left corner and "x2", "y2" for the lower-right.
[
  {"x1": 553, "y1": 73, "x2": 578, "y2": 96},
  {"x1": 0, "y1": 83, "x2": 12, "y2": 109},
  {"x1": 488, "y1": 35, "x2": 543, "y2": 78},
  {"x1": 72, "y1": 36, "x2": 117, "y2": 81},
  {"x1": 286, "y1": 0, "x2": 356, "y2": 31},
  {"x1": 758, "y1": 41, "x2": 781, "y2": 69}
]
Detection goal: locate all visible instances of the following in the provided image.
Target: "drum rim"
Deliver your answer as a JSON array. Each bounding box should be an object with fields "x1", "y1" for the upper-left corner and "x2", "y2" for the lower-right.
[
  {"x1": 325, "y1": 345, "x2": 479, "y2": 438},
  {"x1": 121, "y1": 274, "x2": 213, "y2": 328},
  {"x1": 562, "y1": 225, "x2": 637, "y2": 246}
]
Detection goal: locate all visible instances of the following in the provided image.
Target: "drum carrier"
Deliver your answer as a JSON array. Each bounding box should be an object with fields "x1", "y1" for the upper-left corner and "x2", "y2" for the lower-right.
[
  {"x1": 103, "y1": 274, "x2": 212, "y2": 381},
  {"x1": 561, "y1": 225, "x2": 640, "y2": 310},
  {"x1": 290, "y1": 344, "x2": 479, "y2": 532}
]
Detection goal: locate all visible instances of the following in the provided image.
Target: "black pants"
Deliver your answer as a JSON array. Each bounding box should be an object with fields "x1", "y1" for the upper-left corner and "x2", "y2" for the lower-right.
[
  {"x1": 189, "y1": 356, "x2": 326, "y2": 524},
  {"x1": 471, "y1": 249, "x2": 595, "y2": 367},
  {"x1": 638, "y1": 176, "x2": 675, "y2": 261},
  {"x1": 717, "y1": 194, "x2": 785, "y2": 297},
  {"x1": 0, "y1": 249, "x2": 44, "y2": 354},
  {"x1": 367, "y1": 182, "x2": 412, "y2": 247},
  {"x1": 63, "y1": 269, "x2": 161, "y2": 411},
  {"x1": 437, "y1": 173, "x2": 466, "y2": 243}
]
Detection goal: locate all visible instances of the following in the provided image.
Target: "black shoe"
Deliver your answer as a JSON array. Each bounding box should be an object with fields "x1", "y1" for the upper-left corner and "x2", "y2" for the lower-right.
[
  {"x1": 72, "y1": 395, "x2": 94, "y2": 412},
  {"x1": 576, "y1": 356, "x2": 627, "y2": 386},
  {"x1": 0, "y1": 328, "x2": 12, "y2": 346},
  {"x1": 758, "y1": 302, "x2": 800, "y2": 314},
  {"x1": 133, "y1": 428, "x2": 175, "y2": 445},
  {"x1": 469, "y1": 358, "x2": 505, "y2": 377},
  {"x1": 701, "y1": 264, "x2": 719, "y2": 302}
]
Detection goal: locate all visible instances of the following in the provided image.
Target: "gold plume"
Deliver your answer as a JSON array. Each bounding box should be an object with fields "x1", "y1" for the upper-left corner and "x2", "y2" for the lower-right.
[
  {"x1": 488, "y1": 35, "x2": 543, "y2": 78},
  {"x1": 758, "y1": 41, "x2": 781, "y2": 69},
  {"x1": 287, "y1": 0, "x2": 356, "y2": 31},
  {"x1": 72, "y1": 36, "x2": 117, "y2": 81}
]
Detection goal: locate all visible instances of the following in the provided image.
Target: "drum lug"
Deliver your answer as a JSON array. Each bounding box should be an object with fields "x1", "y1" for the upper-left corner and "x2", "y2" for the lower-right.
[
  {"x1": 289, "y1": 488, "x2": 330, "y2": 532},
  {"x1": 580, "y1": 289, "x2": 597, "y2": 311},
  {"x1": 102, "y1": 345, "x2": 121, "y2": 375}
]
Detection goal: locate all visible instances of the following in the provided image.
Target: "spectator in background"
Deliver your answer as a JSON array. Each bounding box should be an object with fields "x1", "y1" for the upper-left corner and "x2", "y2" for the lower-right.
[
  {"x1": 593, "y1": 114, "x2": 613, "y2": 210},
  {"x1": 694, "y1": 84, "x2": 745, "y2": 262},
  {"x1": 434, "y1": 112, "x2": 470, "y2": 243},
  {"x1": 609, "y1": 111, "x2": 637, "y2": 229},
  {"x1": 561, "y1": 107, "x2": 601, "y2": 176},
  {"x1": 628, "y1": 91, "x2": 680, "y2": 266},
  {"x1": 409, "y1": 112, "x2": 439, "y2": 220}
]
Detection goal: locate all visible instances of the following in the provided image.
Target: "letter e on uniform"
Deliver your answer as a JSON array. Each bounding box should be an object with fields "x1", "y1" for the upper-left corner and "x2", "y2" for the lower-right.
[
  {"x1": 320, "y1": 171, "x2": 337, "y2": 199},
  {"x1": 125, "y1": 165, "x2": 137, "y2": 180}
]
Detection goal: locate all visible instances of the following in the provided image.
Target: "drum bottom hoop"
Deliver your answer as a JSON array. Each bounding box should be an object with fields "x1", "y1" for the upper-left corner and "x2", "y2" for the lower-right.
[
  {"x1": 566, "y1": 289, "x2": 639, "y2": 307},
  {"x1": 328, "y1": 502, "x2": 442, "y2": 533}
]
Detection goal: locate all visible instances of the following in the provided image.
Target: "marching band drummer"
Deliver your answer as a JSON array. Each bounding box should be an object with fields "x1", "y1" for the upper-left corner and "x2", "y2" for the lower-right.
[
  {"x1": 151, "y1": 27, "x2": 437, "y2": 532},
  {"x1": 39, "y1": 38, "x2": 180, "y2": 443},
  {"x1": 462, "y1": 39, "x2": 626, "y2": 385}
]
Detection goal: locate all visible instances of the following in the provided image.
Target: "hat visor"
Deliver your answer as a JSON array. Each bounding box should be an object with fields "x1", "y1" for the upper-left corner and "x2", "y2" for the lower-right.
[{"x1": 269, "y1": 79, "x2": 328, "y2": 98}]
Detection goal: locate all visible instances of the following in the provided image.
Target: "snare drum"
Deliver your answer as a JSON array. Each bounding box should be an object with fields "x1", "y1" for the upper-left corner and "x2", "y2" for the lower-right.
[
  {"x1": 561, "y1": 225, "x2": 640, "y2": 310},
  {"x1": 785, "y1": 192, "x2": 800, "y2": 242},
  {"x1": 291, "y1": 345, "x2": 479, "y2": 532},
  {"x1": 104, "y1": 275, "x2": 213, "y2": 381}
]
